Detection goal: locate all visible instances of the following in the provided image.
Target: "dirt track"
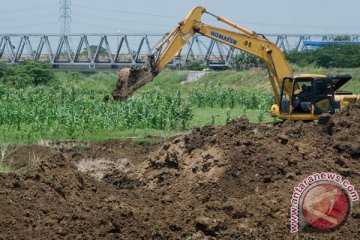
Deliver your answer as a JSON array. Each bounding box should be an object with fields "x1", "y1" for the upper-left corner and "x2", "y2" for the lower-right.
[{"x1": 1, "y1": 106, "x2": 359, "y2": 239}]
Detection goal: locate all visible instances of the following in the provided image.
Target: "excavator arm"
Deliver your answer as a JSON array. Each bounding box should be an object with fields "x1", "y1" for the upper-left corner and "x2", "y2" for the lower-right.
[
  {"x1": 150, "y1": 6, "x2": 293, "y2": 105},
  {"x1": 112, "y1": 6, "x2": 293, "y2": 104}
]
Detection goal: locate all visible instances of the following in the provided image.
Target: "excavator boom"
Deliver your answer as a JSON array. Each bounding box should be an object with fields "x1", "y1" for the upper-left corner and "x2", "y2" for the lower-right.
[{"x1": 150, "y1": 6, "x2": 294, "y2": 105}]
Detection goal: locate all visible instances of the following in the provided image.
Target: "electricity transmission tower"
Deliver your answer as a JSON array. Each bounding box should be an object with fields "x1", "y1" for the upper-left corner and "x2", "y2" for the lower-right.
[{"x1": 60, "y1": 0, "x2": 71, "y2": 34}]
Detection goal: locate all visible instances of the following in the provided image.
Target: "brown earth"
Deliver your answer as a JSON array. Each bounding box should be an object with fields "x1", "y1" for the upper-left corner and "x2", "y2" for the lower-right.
[
  {"x1": 111, "y1": 67, "x2": 154, "y2": 100},
  {"x1": 1, "y1": 106, "x2": 360, "y2": 239}
]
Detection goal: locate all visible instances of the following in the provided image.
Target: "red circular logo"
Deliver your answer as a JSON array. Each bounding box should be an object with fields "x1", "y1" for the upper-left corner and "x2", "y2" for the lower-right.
[{"x1": 301, "y1": 183, "x2": 350, "y2": 230}]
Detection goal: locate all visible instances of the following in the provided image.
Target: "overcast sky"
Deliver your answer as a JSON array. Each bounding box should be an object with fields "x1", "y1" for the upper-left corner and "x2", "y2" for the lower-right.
[{"x1": 1, "y1": 0, "x2": 360, "y2": 34}]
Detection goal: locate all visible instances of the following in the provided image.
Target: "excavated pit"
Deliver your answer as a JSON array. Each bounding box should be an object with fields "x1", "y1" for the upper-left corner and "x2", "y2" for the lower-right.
[{"x1": 0, "y1": 106, "x2": 359, "y2": 239}]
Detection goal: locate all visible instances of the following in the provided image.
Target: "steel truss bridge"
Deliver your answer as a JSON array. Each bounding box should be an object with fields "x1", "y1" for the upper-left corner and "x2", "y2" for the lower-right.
[{"x1": 0, "y1": 33, "x2": 359, "y2": 70}]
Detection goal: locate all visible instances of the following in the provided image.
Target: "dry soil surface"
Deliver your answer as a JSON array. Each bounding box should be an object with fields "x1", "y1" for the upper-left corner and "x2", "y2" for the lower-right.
[{"x1": 0, "y1": 106, "x2": 359, "y2": 239}]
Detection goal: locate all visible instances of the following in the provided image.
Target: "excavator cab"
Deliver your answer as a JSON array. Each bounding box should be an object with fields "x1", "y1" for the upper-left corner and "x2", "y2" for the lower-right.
[{"x1": 278, "y1": 75, "x2": 352, "y2": 120}]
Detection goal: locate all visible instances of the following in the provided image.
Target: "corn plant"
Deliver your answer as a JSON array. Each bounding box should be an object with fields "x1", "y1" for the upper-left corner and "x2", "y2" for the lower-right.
[
  {"x1": 0, "y1": 86, "x2": 193, "y2": 142},
  {"x1": 189, "y1": 87, "x2": 273, "y2": 111}
]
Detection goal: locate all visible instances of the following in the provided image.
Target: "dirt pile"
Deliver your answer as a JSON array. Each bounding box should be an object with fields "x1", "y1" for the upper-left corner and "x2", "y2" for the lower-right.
[
  {"x1": 0, "y1": 154, "x2": 126, "y2": 239},
  {"x1": 112, "y1": 67, "x2": 154, "y2": 100},
  {"x1": 130, "y1": 107, "x2": 359, "y2": 239},
  {"x1": 0, "y1": 140, "x2": 158, "y2": 239},
  {"x1": 130, "y1": 105, "x2": 359, "y2": 238},
  {"x1": 1, "y1": 107, "x2": 360, "y2": 239}
]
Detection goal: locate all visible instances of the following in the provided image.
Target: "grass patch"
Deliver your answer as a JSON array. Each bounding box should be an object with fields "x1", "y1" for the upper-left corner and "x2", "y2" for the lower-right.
[
  {"x1": 191, "y1": 107, "x2": 274, "y2": 127},
  {"x1": 28, "y1": 152, "x2": 44, "y2": 165},
  {"x1": 0, "y1": 163, "x2": 13, "y2": 173},
  {"x1": 132, "y1": 137, "x2": 166, "y2": 146}
]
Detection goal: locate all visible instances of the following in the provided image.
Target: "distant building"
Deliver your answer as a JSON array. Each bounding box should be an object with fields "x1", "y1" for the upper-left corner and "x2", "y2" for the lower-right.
[{"x1": 304, "y1": 40, "x2": 360, "y2": 50}]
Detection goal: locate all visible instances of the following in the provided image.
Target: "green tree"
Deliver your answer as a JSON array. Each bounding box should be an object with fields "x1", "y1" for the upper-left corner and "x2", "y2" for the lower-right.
[
  {"x1": 334, "y1": 35, "x2": 351, "y2": 41},
  {"x1": 284, "y1": 44, "x2": 360, "y2": 68},
  {"x1": 82, "y1": 45, "x2": 108, "y2": 55},
  {"x1": 0, "y1": 61, "x2": 56, "y2": 87}
]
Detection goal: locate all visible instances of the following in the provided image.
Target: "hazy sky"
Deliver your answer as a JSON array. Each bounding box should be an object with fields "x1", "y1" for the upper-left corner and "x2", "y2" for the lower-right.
[{"x1": 1, "y1": 0, "x2": 360, "y2": 34}]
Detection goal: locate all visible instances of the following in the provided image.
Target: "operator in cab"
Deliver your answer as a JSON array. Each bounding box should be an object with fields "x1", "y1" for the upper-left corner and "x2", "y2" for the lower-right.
[{"x1": 293, "y1": 84, "x2": 311, "y2": 113}]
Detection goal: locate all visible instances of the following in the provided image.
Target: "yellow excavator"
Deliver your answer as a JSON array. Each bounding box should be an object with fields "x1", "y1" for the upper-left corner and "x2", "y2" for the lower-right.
[{"x1": 112, "y1": 6, "x2": 359, "y2": 121}]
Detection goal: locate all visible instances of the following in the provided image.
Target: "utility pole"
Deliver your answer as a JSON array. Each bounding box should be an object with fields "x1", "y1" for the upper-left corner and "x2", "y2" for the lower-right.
[{"x1": 60, "y1": 0, "x2": 71, "y2": 34}]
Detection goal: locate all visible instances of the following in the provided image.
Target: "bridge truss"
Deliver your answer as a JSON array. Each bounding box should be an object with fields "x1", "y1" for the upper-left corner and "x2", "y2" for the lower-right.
[{"x1": 0, "y1": 33, "x2": 359, "y2": 70}]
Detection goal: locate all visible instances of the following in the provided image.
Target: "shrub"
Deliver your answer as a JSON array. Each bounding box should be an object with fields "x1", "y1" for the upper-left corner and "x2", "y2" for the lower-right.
[
  {"x1": 285, "y1": 45, "x2": 360, "y2": 68},
  {"x1": 0, "y1": 61, "x2": 56, "y2": 87}
]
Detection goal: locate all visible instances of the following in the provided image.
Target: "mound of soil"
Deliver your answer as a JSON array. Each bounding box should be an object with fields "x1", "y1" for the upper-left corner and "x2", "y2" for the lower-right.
[
  {"x1": 130, "y1": 105, "x2": 359, "y2": 239},
  {"x1": 0, "y1": 140, "x2": 158, "y2": 239},
  {"x1": 112, "y1": 67, "x2": 153, "y2": 100},
  {"x1": 1, "y1": 107, "x2": 359, "y2": 239}
]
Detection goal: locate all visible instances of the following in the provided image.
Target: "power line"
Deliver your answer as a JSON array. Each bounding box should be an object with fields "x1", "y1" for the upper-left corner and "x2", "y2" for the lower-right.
[
  {"x1": 0, "y1": 3, "x2": 58, "y2": 13},
  {"x1": 72, "y1": 21, "x2": 169, "y2": 34},
  {"x1": 72, "y1": 3, "x2": 181, "y2": 19},
  {"x1": 72, "y1": 13, "x2": 174, "y2": 28},
  {"x1": 0, "y1": 21, "x2": 59, "y2": 31},
  {"x1": 0, "y1": 14, "x2": 56, "y2": 23},
  {"x1": 72, "y1": 21, "x2": 133, "y2": 32},
  {"x1": 71, "y1": 3, "x2": 359, "y2": 31}
]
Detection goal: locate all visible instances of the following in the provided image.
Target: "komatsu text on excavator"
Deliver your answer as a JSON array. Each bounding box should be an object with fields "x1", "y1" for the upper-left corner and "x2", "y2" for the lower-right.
[{"x1": 111, "y1": 6, "x2": 359, "y2": 121}]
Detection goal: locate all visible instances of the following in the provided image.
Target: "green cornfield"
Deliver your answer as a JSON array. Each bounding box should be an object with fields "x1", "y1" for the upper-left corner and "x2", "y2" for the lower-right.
[
  {"x1": 189, "y1": 87, "x2": 274, "y2": 110},
  {"x1": 0, "y1": 86, "x2": 193, "y2": 142},
  {"x1": 0, "y1": 78, "x2": 276, "y2": 144}
]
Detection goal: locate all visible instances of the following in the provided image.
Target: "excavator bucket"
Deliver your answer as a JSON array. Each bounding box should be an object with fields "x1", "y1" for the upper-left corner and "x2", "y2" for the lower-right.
[{"x1": 112, "y1": 67, "x2": 154, "y2": 101}]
